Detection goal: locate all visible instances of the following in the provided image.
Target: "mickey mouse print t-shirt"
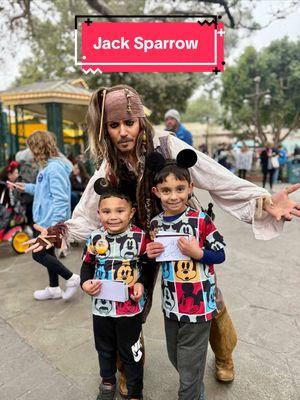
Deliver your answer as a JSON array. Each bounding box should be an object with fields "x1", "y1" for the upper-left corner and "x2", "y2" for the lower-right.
[
  {"x1": 150, "y1": 206, "x2": 226, "y2": 323},
  {"x1": 81, "y1": 225, "x2": 148, "y2": 318}
]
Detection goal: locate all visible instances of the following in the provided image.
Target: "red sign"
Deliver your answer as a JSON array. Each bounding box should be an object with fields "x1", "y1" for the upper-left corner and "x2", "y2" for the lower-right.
[{"x1": 78, "y1": 21, "x2": 224, "y2": 73}]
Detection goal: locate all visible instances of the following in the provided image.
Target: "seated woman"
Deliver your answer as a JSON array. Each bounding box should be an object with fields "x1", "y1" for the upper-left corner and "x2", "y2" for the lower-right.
[{"x1": 0, "y1": 161, "x2": 19, "y2": 209}]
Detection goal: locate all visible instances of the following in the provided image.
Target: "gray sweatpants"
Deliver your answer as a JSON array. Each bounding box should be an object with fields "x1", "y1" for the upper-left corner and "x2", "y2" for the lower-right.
[{"x1": 164, "y1": 316, "x2": 211, "y2": 400}]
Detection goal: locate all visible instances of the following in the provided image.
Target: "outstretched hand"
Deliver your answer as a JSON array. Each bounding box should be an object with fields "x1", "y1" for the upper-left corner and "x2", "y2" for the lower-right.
[
  {"x1": 23, "y1": 224, "x2": 53, "y2": 253},
  {"x1": 265, "y1": 184, "x2": 300, "y2": 221},
  {"x1": 6, "y1": 181, "x2": 25, "y2": 191}
]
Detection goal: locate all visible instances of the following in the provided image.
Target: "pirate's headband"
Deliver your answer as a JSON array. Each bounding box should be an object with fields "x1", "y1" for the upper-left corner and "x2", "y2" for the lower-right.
[{"x1": 99, "y1": 88, "x2": 145, "y2": 143}]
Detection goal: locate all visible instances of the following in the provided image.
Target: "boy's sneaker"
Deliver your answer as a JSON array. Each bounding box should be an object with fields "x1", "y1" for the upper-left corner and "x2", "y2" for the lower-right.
[
  {"x1": 96, "y1": 383, "x2": 116, "y2": 400},
  {"x1": 62, "y1": 274, "x2": 80, "y2": 300},
  {"x1": 33, "y1": 286, "x2": 63, "y2": 300}
]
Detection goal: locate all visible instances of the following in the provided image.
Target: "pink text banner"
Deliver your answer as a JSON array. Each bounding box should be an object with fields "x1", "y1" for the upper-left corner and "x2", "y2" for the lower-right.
[{"x1": 79, "y1": 21, "x2": 225, "y2": 73}]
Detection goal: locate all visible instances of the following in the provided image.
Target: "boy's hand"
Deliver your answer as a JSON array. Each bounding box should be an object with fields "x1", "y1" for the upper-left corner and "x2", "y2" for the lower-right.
[
  {"x1": 177, "y1": 237, "x2": 203, "y2": 260},
  {"x1": 146, "y1": 242, "x2": 164, "y2": 259},
  {"x1": 82, "y1": 280, "x2": 102, "y2": 296},
  {"x1": 130, "y1": 283, "x2": 144, "y2": 302}
]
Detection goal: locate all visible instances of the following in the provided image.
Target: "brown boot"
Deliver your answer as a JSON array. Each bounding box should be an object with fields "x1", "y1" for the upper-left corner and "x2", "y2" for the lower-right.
[
  {"x1": 209, "y1": 306, "x2": 237, "y2": 383},
  {"x1": 215, "y1": 355, "x2": 235, "y2": 382},
  {"x1": 117, "y1": 332, "x2": 145, "y2": 397},
  {"x1": 116, "y1": 353, "x2": 127, "y2": 398}
]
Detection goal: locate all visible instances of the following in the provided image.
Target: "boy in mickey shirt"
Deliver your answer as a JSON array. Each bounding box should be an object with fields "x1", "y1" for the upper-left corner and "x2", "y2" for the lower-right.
[
  {"x1": 80, "y1": 179, "x2": 148, "y2": 400},
  {"x1": 146, "y1": 149, "x2": 226, "y2": 400}
]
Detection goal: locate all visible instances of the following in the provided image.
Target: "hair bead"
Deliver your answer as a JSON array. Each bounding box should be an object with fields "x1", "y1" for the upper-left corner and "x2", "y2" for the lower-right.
[{"x1": 124, "y1": 88, "x2": 132, "y2": 113}]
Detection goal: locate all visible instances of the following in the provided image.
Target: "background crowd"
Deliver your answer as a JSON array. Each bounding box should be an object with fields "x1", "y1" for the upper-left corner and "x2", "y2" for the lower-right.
[{"x1": 1, "y1": 108, "x2": 299, "y2": 250}]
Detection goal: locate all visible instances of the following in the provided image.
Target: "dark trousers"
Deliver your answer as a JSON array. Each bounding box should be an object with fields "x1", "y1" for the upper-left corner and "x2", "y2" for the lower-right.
[
  {"x1": 32, "y1": 230, "x2": 72, "y2": 287},
  {"x1": 238, "y1": 169, "x2": 247, "y2": 179},
  {"x1": 278, "y1": 164, "x2": 284, "y2": 182},
  {"x1": 93, "y1": 313, "x2": 144, "y2": 399},
  {"x1": 164, "y1": 317, "x2": 211, "y2": 400},
  {"x1": 262, "y1": 168, "x2": 275, "y2": 189},
  {"x1": 71, "y1": 191, "x2": 81, "y2": 212}
]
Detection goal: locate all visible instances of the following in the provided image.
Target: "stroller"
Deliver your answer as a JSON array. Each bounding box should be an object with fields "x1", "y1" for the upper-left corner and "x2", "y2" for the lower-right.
[{"x1": 0, "y1": 181, "x2": 31, "y2": 254}]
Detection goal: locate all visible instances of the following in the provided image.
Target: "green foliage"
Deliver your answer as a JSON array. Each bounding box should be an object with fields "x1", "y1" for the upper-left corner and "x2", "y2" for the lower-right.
[
  {"x1": 14, "y1": 0, "x2": 88, "y2": 85},
  {"x1": 221, "y1": 38, "x2": 300, "y2": 145},
  {"x1": 182, "y1": 95, "x2": 222, "y2": 123},
  {"x1": 12, "y1": 0, "x2": 201, "y2": 123},
  {"x1": 85, "y1": 72, "x2": 200, "y2": 123},
  {"x1": 14, "y1": 0, "x2": 288, "y2": 126},
  {"x1": 105, "y1": 0, "x2": 145, "y2": 14}
]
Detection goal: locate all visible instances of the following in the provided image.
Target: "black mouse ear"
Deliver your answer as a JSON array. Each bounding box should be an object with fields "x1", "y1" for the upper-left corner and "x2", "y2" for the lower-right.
[
  {"x1": 146, "y1": 152, "x2": 167, "y2": 173},
  {"x1": 176, "y1": 149, "x2": 197, "y2": 169},
  {"x1": 94, "y1": 178, "x2": 109, "y2": 195}
]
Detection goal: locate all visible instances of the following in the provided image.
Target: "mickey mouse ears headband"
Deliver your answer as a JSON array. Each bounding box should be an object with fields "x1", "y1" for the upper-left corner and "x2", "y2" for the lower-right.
[
  {"x1": 146, "y1": 149, "x2": 197, "y2": 173},
  {"x1": 94, "y1": 178, "x2": 135, "y2": 204}
]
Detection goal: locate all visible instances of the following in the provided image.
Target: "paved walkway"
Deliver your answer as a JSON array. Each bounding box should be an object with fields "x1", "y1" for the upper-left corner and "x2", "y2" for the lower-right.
[
  {"x1": 0, "y1": 317, "x2": 90, "y2": 400},
  {"x1": 0, "y1": 184, "x2": 299, "y2": 400}
]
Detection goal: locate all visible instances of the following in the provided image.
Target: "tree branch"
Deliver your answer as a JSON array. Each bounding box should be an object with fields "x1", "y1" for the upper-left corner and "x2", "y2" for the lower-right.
[
  {"x1": 85, "y1": 0, "x2": 118, "y2": 21},
  {"x1": 10, "y1": 0, "x2": 32, "y2": 30},
  {"x1": 279, "y1": 113, "x2": 300, "y2": 143},
  {"x1": 199, "y1": 0, "x2": 234, "y2": 28}
]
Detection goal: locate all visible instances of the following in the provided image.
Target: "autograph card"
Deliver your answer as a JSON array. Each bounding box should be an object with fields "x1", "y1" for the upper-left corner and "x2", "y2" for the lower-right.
[
  {"x1": 94, "y1": 280, "x2": 128, "y2": 302},
  {"x1": 155, "y1": 232, "x2": 190, "y2": 262}
]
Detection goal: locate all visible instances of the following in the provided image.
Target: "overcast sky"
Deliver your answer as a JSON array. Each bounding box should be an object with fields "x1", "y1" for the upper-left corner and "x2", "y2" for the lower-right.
[
  {"x1": 0, "y1": 0, "x2": 299, "y2": 91},
  {"x1": 231, "y1": 0, "x2": 300, "y2": 60}
]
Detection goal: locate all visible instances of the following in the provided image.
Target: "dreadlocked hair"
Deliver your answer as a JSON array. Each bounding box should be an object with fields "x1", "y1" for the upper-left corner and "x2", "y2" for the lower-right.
[{"x1": 86, "y1": 84, "x2": 159, "y2": 232}]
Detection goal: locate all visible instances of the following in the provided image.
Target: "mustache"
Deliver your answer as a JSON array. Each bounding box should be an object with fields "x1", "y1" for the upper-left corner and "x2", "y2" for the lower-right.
[{"x1": 118, "y1": 138, "x2": 134, "y2": 144}]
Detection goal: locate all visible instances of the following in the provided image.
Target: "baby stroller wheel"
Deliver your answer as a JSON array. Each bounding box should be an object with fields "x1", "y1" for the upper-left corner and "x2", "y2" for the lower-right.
[{"x1": 12, "y1": 231, "x2": 30, "y2": 254}]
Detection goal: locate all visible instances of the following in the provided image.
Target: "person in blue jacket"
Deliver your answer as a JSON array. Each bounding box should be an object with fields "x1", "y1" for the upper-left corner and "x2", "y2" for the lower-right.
[
  {"x1": 9, "y1": 131, "x2": 80, "y2": 301},
  {"x1": 277, "y1": 144, "x2": 287, "y2": 182},
  {"x1": 164, "y1": 109, "x2": 193, "y2": 146}
]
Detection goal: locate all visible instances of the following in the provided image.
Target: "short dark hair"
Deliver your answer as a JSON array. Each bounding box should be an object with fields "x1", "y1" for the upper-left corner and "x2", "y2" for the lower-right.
[{"x1": 153, "y1": 162, "x2": 192, "y2": 186}]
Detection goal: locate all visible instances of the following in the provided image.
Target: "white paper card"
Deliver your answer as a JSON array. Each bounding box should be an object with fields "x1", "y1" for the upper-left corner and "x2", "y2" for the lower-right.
[
  {"x1": 154, "y1": 232, "x2": 190, "y2": 262},
  {"x1": 94, "y1": 280, "x2": 128, "y2": 302}
]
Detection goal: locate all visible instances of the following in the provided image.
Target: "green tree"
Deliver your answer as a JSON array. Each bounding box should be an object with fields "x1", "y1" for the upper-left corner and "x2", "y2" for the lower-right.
[
  {"x1": 221, "y1": 38, "x2": 300, "y2": 145},
  {"x1": 182, "y1": 94, "x2": 222, "y2": 123},
  {"x1": 4, "y1": 1, "x2": 299, "y2": 125},
  {"x1": 10, "y1": 0, "x2": 201, "y2": 123},
  {"x1": 14, "y1": 0, "x2": 88, "y2": 85}
]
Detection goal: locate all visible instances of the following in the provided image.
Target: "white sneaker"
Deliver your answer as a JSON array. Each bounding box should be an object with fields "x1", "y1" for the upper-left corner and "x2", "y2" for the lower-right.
[
  {"x1": 62, "y1": 274, "x2": 80, "y2": 300},
  {"x1": 33, "y1": 286, "x2": 63, "y2": 300}
]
